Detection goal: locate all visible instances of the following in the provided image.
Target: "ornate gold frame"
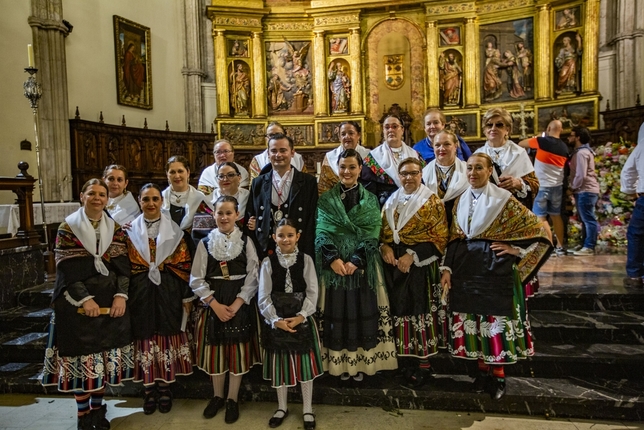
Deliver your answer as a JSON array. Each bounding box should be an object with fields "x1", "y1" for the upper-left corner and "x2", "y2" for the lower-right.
[{"x1": 113, "y1": 15, "x2": 152, "y2": 110}]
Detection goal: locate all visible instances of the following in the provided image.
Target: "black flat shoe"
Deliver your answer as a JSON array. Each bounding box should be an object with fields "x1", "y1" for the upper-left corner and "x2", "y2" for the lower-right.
[
  {"x1": 90, "y1": 404, "x2": 110, "y2": 430},
  {"x1": 224, "y1": 399, "x2": 239, "y2": 424},
  {"x1": 408, "y1": 368, "x2": 432, "y2": 388},
  {"x1": 303, "y1": 412, "x2": 316, "y2": 430},
  {"x1": 77, "y1": 413, "x2": 93, "y2": 430},
  {"x1": 472, "y1": 373, "x2": 491, "y2": 393},
  {"x1": 490, "y1": 379, "x2": 506, "y2": 400},
  {"x1": 203, "y1": 396, "x2": 225, "y2": 419},
  {"x1": 158, "y1": 391, "x2": 173, "y2": 413},
  {"x1": 268, "y1": 409, "x2": 289, "y2": 428},
  {"x1": 143, "y1": 390, "x2": 158, "y2": 415}
]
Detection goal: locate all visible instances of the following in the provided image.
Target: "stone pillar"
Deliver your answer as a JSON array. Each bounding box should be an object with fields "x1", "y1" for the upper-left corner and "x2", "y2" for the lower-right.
[
  {"x1": 535, "y1": 4, "x2": 551, "y2": 101},
  {"x1": 202, "y1": 83, "x2": 217, "y2": 131},
  {"x1": 582, "y1": 0, "x2": 600, "y2": 95},
  {"x1": 28, "y1": 0, "x2": 71, "y2": 202},
  {"x1": 252, "y1": 31, "x2": 267, "y2": 118},
  {"x1": 214, "y1": 29, "x2": 230, "y2": 117},
  {"x1": 313, "y1": 30, "x2": 328, "y2": 117},
  {"x1": 463, "y1": 17, "x2": 479, "y2": 107},
  {"x1": 181, "y1": 0, "x2": 206, "y2": 132},
  {"x1": 348, "y1": 27, "x2": 363, "y2": 115},
  {"x1": 613, "y1": 0, "x2": 643, "y2": 108},
  {"x1": 426, "y1": 21, "x2": 439, "y2": 108}
]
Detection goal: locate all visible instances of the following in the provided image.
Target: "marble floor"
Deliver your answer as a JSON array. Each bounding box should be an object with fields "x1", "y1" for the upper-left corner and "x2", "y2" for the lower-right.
[{"x1": 0, "y1": 394, "x2": 642, "y2": 430}]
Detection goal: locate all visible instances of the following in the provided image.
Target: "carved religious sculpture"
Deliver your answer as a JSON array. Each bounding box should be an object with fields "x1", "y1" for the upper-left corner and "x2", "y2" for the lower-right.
[
  {"x1": 439, "y1": 51, "x2": 462, "y2": 106},
  {"x1": 328, "y1": 61, "x2": 351, "y2": 114},
  {"x1": 229, "y1": 62, "x2": 251, "y2": 115},
  {"x1": 555, "y1": 33, "x2": 583, "y2": 95}
]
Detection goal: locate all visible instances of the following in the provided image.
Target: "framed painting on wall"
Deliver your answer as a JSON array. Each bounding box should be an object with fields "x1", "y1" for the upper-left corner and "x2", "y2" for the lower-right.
[
  {"x1": 113, "y1": 15, "x2": 152, "y2": 109},
  {"x1": 535, "y1": 99, "x2": 597, "y2": 132},
  {"x1": 443, "y1": 112, "x2": 479, "y2": 139},
  {"x1": 219, "y1": 122, "x2": 268, "y2": 148}
]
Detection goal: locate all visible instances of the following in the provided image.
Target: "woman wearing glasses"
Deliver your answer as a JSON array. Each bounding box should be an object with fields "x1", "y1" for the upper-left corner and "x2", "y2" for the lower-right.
[
  {"x1": 317, "y1": 121, "x2": 370, "y2": 195},
  {"x1": 192, "y1": 162, "x2": 253, "y2": 241},
  {"x1": 361, "y1": 115, "x2": 424, "y2": 207},
  {"x1": 316, "y1": 149, "x2": 398, "y2": 381},
  {"x1": 249, "y1": 122, "x2": 306, "y2": 181},
  {"x1": 380, "y1": 158, "x2": 449, "y2": 387},
  {"x1": 440, "y1": 153, "x2": 552, "y2": 400},
  {"x1": 198, "y1": 139, "x2": 250, "y2": 196},
  {"x1": 422, "y1": 130, "x2": 470, "y2": 227}
]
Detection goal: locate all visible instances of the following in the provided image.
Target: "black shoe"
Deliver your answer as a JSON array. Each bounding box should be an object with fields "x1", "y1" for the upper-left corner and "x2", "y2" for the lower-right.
[
  {"x1": 158, "y1": 391, "x2": 173, "y2": 414},
  {"x1": 90, "y1": 404, "x2": 110, "y2": 430},
  {"x1": 203, "y1": 396, "x2": 225, "y2": 419},
  {"x1": 143, "y1": 390, "x2": 158, "y2": 415},
  {"x1": 624, "y1": 277, "x2": 643, "y2": 288},
  {"x1": 408, "y1": 368, "x2": 432, "y2": 388},
  {"x1": 77, "y1": 413, "x2": 93, "y2": 430},
  {"x1": 472, "y1": 373, "x2": 491, "y2": 393},
  {"x1": 303, "y1": 412, "x2": 316, "y2": 430},
  {"x1": 224, "y1": 399, "x2": 239, "y2": 424},
  {"x1": 268, "y1": 409, "x2": 289, "y2": 428},
  {"x1": 490, "y1": 378, "x2": 506, "y2": 400}
]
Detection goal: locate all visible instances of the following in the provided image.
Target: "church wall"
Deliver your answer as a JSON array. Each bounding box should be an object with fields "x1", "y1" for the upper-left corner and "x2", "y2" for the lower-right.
[
  {"x1": 64, "y1": 0, "x2": 185, "y2": 130},
  {"x1": 0, "y1": 1, "x2": 39, "y2": 204}
]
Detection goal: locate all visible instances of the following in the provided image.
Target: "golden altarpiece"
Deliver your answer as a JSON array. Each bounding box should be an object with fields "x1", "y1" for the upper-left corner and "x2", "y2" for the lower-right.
[{"x1": 208, "y1": 0, "x2": 600, "y2": 150}]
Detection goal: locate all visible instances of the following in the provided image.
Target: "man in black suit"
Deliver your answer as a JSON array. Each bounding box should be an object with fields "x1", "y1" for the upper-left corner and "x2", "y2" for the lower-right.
[{"x1": 246, "y1": 133, "x2": 318, "y2": 259}]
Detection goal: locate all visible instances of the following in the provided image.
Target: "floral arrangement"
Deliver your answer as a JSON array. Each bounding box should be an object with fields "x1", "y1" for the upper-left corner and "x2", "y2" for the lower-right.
[{"x1": 567, "y1": 138, "x2": 636, "y2": 250}]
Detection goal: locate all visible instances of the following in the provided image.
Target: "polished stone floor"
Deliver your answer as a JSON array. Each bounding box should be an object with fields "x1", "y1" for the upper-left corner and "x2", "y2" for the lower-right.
[{"x1": 0, "y1": 394, "x2": 642, "y2": 430}]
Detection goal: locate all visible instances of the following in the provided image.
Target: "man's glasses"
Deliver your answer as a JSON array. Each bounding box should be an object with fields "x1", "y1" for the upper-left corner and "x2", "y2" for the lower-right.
[
  {"x1": 215, "y1": 150, "x2": 233, "y2": 155},
  {"x1": 217, "y1": 173, "x2": 239, "y2": 180},
  {"x1": 399, "y1": 171, "x2": 420, "y2": 178},
  {"x1": 485, "y1": 122, "x2": 505, "y2": 129}
]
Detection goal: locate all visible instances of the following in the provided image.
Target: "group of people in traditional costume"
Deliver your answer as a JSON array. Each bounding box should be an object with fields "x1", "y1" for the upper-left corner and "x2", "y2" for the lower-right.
[{"x1": 42, "y1": 109, "x2": 553, "y2": 430}]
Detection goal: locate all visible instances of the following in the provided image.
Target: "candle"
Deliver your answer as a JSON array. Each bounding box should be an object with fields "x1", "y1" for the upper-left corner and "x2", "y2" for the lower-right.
[
  {"x1": 27, "y1": 44, "x2": 34, "y2": 68},
  {"x1": 316, "y1": 162, "x2": 322, "y2": 175}
]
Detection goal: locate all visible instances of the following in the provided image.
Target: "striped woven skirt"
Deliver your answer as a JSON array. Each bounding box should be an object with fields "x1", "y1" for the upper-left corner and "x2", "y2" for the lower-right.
[
  {"x1": 262, "y1": 316, "x2": 324, "y2": 388},
  {"x1": 193, "y1": 306, "x2": 261, "y2": 376},
  {"x1": 41, "y1": 312, "x2": 134, "y2": 392}
]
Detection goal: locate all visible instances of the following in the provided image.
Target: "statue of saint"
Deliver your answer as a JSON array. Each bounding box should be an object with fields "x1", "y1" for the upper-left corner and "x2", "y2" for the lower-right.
[
  {"x1": 328, "y1": 61, "x2": 350, "y2": 113},
  {"x1": 555, "y1": 34, "x2": 582, "y2": 95},
  {"x1": 229, "y1": 63, "x2": 250, "y2": 115},
  {"x1": 439, "y1": 52, "x2": 462, "y2": 106}
]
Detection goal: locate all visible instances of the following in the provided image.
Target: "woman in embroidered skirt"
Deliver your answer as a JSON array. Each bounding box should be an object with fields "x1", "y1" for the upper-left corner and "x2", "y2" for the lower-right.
[
  {"x1": 42, "y1": 178, "x2": 133, "y2": 430},
  {"x1": 190, "y1": 195, "x2": 261, "y2": 423},
  {"x1": 316, "y1": 149, "x2": 398, "y2": 382},
  {"x1": 103, "y1": 164, "x2": 140, "y2": 225},
  {"x1": 125, "y1": 183, "x2": 194, "y2": 415},
  {"x1": 259, "y1": 218, "x2": 323, "y2": 430},
  {"x1": 440, "y1": 153, "x2": 552, "y2": 400},
  {"x1": 380, "y1": 158, "x2": 449, "y2": 387}
]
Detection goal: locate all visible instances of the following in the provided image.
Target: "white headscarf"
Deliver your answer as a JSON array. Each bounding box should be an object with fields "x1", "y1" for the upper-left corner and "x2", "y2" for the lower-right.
[
  {"x1": 368, "y1": 143, "x2": 420, "y2": 187},
  {"x1": 475, "y1": 139, "x2": 534, "y2": 182},
  {"x1": 456, "y1": 181, "x2": 511, "y2": 238},
  {"x1": 422, "y1": 158, "x2": 469, "y2": 202},
  {"x1": 161, "y1": 185, "x2": 209, "y2": 230},
  {"x1": 65, "y1": 208, "x2": 114, "y2": 276},
  {"x1": 383, "y1": 184, "x2": 433, "y2": 244}
]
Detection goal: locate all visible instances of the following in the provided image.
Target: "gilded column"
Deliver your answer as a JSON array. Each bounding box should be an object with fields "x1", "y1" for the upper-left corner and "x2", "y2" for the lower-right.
[
  {"x1": 214, "y1": 29, "x2": 230, "y2": 117},
  {"x1": 426, "y1": 21, "x2": 439, "y2": 108},
  {"x1": 463, "y1": 17, "x2": 479, "y2": 107},
  {"x1": 535, "y1": 4, "x2": 551, "y2": 101},
  {"x1": 252, "y1": 31, "x2": 267, "y2": 118},
  {"x1": 349, "y1": 27, "x2": 363, "y2": 115},
  {"x1": 313, "y1": 30, "x2": 328, "y2": 117},
  {"x1": 582, "y1": 0, "x2": 600, "y2": 94}
]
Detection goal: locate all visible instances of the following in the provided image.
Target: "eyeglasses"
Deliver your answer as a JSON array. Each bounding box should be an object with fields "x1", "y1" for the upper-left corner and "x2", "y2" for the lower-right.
[
  {"x1": 485, "y1": 122, "x2": 506, "y2": 129},
  {"x1": 399, "y1": 171, "x2": 420, "y2": 178},
  {"x1": 217, "y1": 173, "x2": 239, "y2": 180},
  {"x1": 384, "y1": 124, "x2": 401, "y2": 130},
  {"x1": 215, "y1": 150, "x2": 233, "y2": 155}
]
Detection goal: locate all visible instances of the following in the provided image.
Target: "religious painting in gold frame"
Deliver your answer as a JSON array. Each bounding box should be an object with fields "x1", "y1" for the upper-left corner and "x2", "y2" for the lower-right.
[
  {"x1": 535, "y1": 98, "x2": 597, "y2": 132},
  {"x1": 265, "y1": 39, "x2": 314, "y2": 115},
  {"x1": 441, "y1": 112, "x2": 479, "y2": 140},
  {"x1": 554, "y1": 6, "x2": 582, "y2": 31},
  {"x1": 439, "y1": 26, "x2": 462, "y2": 46},
  {"x1": 113, "y1": 15, "x2": 152, "y2": 110},
  {"x1": 227, "y1": 39, "x2": 250, "y2": 58},
  {"x1": 384, "y1": 54, "x2": 404, "y2": 90},
  {"x1": 329, "y1": 37, "x2": 348, "y2": 55},
  {"x1": 218, "y1": 122, "x2": 268, "y2": 148},
  {"x1": 284, "y1": 123, "x2": 315, "y2": 147}
]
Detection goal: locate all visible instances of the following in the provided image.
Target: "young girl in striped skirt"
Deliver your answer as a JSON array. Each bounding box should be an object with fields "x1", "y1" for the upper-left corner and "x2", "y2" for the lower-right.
[
  {"x1": 189, "y1": 195, "x2": 261, "y2": 423},
  {"x1": 258, "y1": 218, "x2": 323, "y2": 430}
]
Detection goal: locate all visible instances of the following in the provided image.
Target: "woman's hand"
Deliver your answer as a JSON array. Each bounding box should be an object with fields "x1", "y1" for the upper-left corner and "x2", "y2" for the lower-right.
[
  {"x1": 440, "y1": 271, "x2": 451, "y2": 303},
  {"x1": 110, "y1": 296, "x2": 126, "y2": 318},
  {"x1": 498, "y1": 175, "x2": 522, "y2": 192},
  {"x1": 284, "y1": 315, "x2": 305, "y2": 329},
  {"x1": 330, "y1": 258, "x2": 347, "y2": 276},
  {"x1": 344, "y1": 261, "x2": 359, "y2": 276},
  {"x1": 228, "y1": 297, "x2": 245, "y2": 315},
  {"x1": 380, "y1": 244, "x2": 396, "y2": 266},
  {"x1": 396, "y1": 253, "x2": 414, "y2": 273},
  {"x1": 490, "y1": 242, "x2": 521, "y2": 256},
  {"x1": 247, "y1": 216, "x2": 256, "y2": 231},
  {"x1": 275, "y1": 319, "x2": 296, "y2": 333},
  {"x1": 82, "y1": 298, "x2": 100, "y2": 318},
  {"x1": 211, "y1": 301, "x2": 235, "y2": 322}
]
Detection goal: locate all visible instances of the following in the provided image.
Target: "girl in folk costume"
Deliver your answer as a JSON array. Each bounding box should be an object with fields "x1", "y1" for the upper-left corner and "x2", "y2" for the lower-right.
[
  {"x1": 103, "y1": 164, "x2": 140, "y2": 225},
  {"x1": 126, "y1": 184, "x2": 194, "y2": 415},
  {"x1": 192, "y1": 162, "x2": 253, "y2": 242},
  {"x1": 361, "y1": 114, "x2": 424, "y2": 207},
  {"x1": 440, "y1": 154, "x2": 552, "y2": 400},
  {"x1": 422, "y1": 130, "x2": 470, "y2": 227},
  {"x1": 475, "y1": 109, "x2": 541, "y2": 297},
  {"x1": 380, "y1": 158, "x2": 449, "y2": 387},
  {"x1": 42, "y1": 179, "x2": 132, "y2": 430},
  {"x1": 162, "y1": 155, "x2": 211, "y2": 254},
  {"x1": 259, "y1": 218, "x2": 323, "y2": 430},
  {"x1": 317, "y1": 121, "x2": 370, "y2": 195},
  {"x1": 316, "y1": 149, "x2": 398, "y2": 381},
  {"x1": 190, "y1": 195, "x2": 261, "y2": 423}
]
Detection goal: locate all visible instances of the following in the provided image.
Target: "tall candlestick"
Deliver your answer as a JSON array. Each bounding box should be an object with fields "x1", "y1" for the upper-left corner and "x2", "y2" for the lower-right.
[{"x1": 27, "y1": 44, "x2": 34, "y2": 67}]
